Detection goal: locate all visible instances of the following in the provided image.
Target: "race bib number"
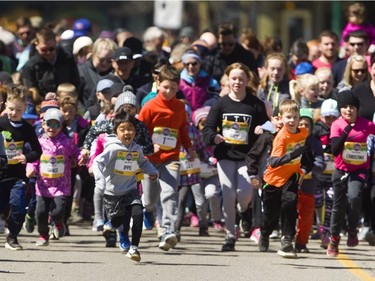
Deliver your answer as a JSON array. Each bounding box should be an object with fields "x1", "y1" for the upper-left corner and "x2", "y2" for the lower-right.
[
  {"x1": 286, "y1": 140, "x2": 305, "y2": 165},
  {"x1": 323, "y1": 153, "x2": 334, "y2": 175},
  {"x1": 114, "y1": 151, "x2": 140, "y2": 176},
  {"x1": 222, "y1": 113, "x2": 251, "y2": 145},
  {"x1": 179, "y1": 151, "x2": 200, "y2": 175},
  {"x1": 40, "y1": 155, "x2": 65, "y2": 178},
  {"x1": 152, "y1": 127, "x2": 178, "y2": 150},
  {"x1": 342, "y1": 142, "x2": 367, "y2": 165},
  {"x1": 5, "y1": 141, "x2": 24, "y2": 165}
]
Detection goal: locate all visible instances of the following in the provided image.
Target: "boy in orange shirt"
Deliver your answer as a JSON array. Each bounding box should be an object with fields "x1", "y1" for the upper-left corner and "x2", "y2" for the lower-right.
[
  {"x1": 138, "y1": 65, "x2": 195, "y2": 251},
  {"x1": 259, "y1": 99, "x2": 311, "y2": 258}
]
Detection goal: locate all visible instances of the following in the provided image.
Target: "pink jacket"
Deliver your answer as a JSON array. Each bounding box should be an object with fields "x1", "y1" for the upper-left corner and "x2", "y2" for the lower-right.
[{"x1": 27, "y1": 132, "x2": 81, "y2": 198}]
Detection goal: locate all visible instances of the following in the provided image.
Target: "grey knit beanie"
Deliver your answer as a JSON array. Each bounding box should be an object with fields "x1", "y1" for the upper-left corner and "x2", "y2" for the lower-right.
[{"x1": 114, "y1": 85, "x2": 136, "y2": 112}]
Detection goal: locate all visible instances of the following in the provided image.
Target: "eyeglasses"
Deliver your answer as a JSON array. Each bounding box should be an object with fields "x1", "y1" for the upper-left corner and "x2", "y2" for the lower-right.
[
  {"x1": 184, "y1": 62, "x2": 198, "y2": 67},
  {"x1": 349, "y1": 42, "x2": 364, "y2": 47},
  {"x1": 45, "y1": 120, "x2": 61, "y2": 129},
  {"x1": 39, "y1": 47, "x2": 56, "y2": 53},
  {"x1": 219, "y1": 42, "x2": 235, "y2": 47},
  {"x1": 352, "y1": 68, "x2": 367, "y2": 74}
]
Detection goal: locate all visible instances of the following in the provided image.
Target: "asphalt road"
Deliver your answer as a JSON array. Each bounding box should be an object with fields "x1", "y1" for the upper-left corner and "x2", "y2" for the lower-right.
[{"x1": 0, "y1": 224, "x2": 374, "y2": 281}]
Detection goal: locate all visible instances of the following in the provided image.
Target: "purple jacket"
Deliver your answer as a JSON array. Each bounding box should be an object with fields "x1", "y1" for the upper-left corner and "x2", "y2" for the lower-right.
[{"x1": 27, "y1": 132, "x2": 81, "y2": 198}]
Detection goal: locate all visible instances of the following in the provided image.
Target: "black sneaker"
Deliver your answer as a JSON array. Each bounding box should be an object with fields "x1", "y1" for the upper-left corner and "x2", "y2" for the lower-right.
[
  {"x1": 103, "y1": 230, "x2": 117, "y2": 247},
  {"x1": 199, "y1": 227, "x2": 209, "y2": 236},
  {"x1": 277, "y1": 236, "x2": 297, "y2": 258},
  {"x1": 259, "y1": 234, "x2": 269, "y2": 252},
  {"x1": 221, "y1": 236, "x2": 235, "y2": 252},
  {"x1": 5, "y1": 236, "x2": 23, "y2": 250},
  {"x1": 24, "y1": 214, "x2": 36, "y2": 233},
  {"x1": 295, "y1": 243, "x2": 309, "y2": 253}
]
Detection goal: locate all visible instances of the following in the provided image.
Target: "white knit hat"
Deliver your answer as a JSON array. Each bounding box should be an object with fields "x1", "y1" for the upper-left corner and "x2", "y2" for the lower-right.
[
  {"x1": 114, "y1": 86, "x2": 136, "y2": 112},
  {"x1": 321, "y1": 98, "x2": 339, "y2": 117}
]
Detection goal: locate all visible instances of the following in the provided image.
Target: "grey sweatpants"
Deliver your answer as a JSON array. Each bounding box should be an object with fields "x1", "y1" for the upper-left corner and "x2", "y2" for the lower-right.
[
  {"x1": 217, "y1": 159, "x2": 252, "y2": 237},
  {"x1": 142, "y1": 161, "x2": 180, "y2": 233}
]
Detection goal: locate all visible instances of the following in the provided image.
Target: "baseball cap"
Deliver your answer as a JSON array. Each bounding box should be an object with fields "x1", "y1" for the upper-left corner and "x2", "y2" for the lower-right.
[
  {"x1": 320, "y1": 98, "x2": 339, "y2": 117},
  {"x1": 96, "y1": 79, "x2": 114, "y2": 92},
  {"x1": 73, "y1": 36, "x2": 93, "y2": 55},
  {"x1": 43, "y1": 108, "x2": 63, "y2": 123},
  {"x1": 72, "y1": 18, "x2": 92, "y2": 37},
  {"x1": 114, "y1": 47, "x2": 133, "y2": 61}
]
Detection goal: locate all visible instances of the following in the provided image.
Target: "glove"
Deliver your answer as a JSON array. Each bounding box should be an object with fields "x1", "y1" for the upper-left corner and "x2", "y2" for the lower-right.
[{"x1": 290, "y1": 145, "x2": 305, "y2": 159}]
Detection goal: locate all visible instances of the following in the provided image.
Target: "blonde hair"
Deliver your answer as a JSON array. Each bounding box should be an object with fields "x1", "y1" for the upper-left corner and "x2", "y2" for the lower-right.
[
  {"x1": 57, "y1": 83, "x2": 77, "y2": 97},
  {"x1": 347, "y1": 2, "x2": 366, "y2": 23},
  {"x1": 314, "y1": 67, "x2": 333, "y2": 82},
  {"x1": 92, "y1": 38, "x2": 117, "y2": 57},
  {"x1": 289, "y1": 73, "x2": 319, "y2": 105},
  {"x1": 342, "y1": 55, "x2": 369, "y2": 87},
  {"x1": 6, "y1": 85, "x2": 27, "y2": 104},
  {"x1": 260, "y1": 52, "x2": 288, "y2": 89},
  {"x1": 60, "y1": 96, "x2": 78, "y2": 110},
  {"x1": 279, "y1": 99, "x2": 299, "y2": 116}
]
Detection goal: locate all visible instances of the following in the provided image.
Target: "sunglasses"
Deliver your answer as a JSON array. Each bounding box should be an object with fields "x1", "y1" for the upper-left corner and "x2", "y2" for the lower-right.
[
  {"x1": 220, "y1": 42, "x2": 235, "y2": 47},
  {"x1": 184, "y1": 62, "x2": 198, "y2": 67},
  {"x1": 349, "y1": 42, "x2": 364, "y2": 47},
  {"x1": 45, "y1": 120, "x2": 61, "y2": 129},
  {"x1": 352, "y1": 68, "x2": 367, "y2": 74},
  {"x1": 39, "y1": 47, "x2": 56, "y2": 53}
]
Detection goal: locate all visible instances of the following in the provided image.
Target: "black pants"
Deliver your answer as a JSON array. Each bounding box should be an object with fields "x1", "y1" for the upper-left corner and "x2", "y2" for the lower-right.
[
  {"x1": 36, "y1": 196, "x2": 67, "y2": 236},
  {"x1": 261, "y1": 174, "x2": 299, "y2": 238}
]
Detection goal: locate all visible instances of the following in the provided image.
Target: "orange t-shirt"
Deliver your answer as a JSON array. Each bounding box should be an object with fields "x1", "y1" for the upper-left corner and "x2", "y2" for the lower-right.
[{"x1": 263, "y1": 126, "x2": 308, "y2": 187}]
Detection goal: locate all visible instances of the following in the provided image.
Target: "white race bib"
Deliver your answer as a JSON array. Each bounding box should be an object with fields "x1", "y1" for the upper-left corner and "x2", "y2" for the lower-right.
[
  {"x1": 323, "y1": 153, "x2": 334, "y2": 175},
  {"x1": 114, "y1": 151, "x2": 141, "y2": 176},
  {"x1": 152, "y1": 127, "x2": 178, "y2": 150},
  {"x1": 342, "y1": 142, "x2": 367, "y2": 165},
  {"x1": 5, "y1": 141, "x2": 23, "y2": 165},
  {"x1": 40, "y1": 155, "x2": 65, "y2": 178},
  {"x1": 179, "y1": 151, "x2": 200, "y2": 175}
]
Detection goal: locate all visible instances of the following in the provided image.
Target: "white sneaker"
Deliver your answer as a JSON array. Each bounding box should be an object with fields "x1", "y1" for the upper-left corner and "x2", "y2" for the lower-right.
[
  {"x1": 126, "y1": 246, "x2": 141, "y2": 262},
  {"x1": 358, "y1": 226, "x2": 369, "y2": 241}
]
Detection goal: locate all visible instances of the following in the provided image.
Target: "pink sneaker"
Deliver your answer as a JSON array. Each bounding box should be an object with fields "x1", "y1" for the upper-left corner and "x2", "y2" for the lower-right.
[
  {"x1": 320, "y1": 233, "x2": 330, "y2": 249},
  {"x1": 347, "y1": 232, "x2": 359, "y2": 247},
  {"x1": 326, "y1": 235, "x2": 340, "y2": 257},
  {"x1": 212, "y1": 221, "x2": 224, "y2": 232},
  {"x1": 250, "y1": 228, "x2": 260, "y2": 244},
  {"x1": 190, "y1": 213, "x2": 199, "y2": 228}
]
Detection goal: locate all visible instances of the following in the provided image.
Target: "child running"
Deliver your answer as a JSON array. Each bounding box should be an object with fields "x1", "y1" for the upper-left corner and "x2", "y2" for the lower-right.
[
  {"x1": 259, "y1": 99, "x2": 311, "y2": 258},
  {"x1": 92, "y1": 111, "x2": 158, "y2": 262}
]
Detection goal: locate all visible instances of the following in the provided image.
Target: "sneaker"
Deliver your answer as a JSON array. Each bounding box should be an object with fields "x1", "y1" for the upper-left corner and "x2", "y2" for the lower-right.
[
  {"x1": 347, "y1": 232, "x2": 359, "y2": 247},
  {"x1": 119, "y1": 231, "x2": 130, "y2": 252},
  {"x1": 24, "y1": 214, "x2": 36, "y2": 233},
  {"x1": 212, "y1": 221, "x2": 224, "y2": 232},
  {"x1": 103, "y1": 229, "x2": 117, "y2": 248},
  {"x1": 92, "y1": 219, "x2": 105, "y2": 232},
  {"x1": 326, "y1": 235, "x2": 340, "y2": 257},
  {"x1": 269, "y1": 229, "x2": 279, "y2": 239},
  {"x1": 69, "y1": 209, "x2": 84, "y2": 224},
  {"x1": 320, "y1": 233, "x2": 330, "y2": 249},
  {"x1": 35, "y1": 236, "x2": 49, "y2": 246},
  {"x1": 221, "y1": 235, "x2": 235, "y2": 252},
  {"x1": 143, "y1": 211, "x2": 154, "y2": 230},
  {"x1": 365, "y1": 230, "x2": 375, "y2": 246},
  {"x1": 158, "y1": 232, "x2": 178, "y2": 251},
  {"x1": 295, "y1": 243, "x2": 309, "y2": 253},
  {"x1": 190, "y1": 212, "x2": 199, "y2": 227},
  {"x1": 277, "y1": 236, "x2": 297, "y2": 258},
  {"x1": 5, "y1": 236, "x2": 23, "y2": 250},
  {"x1": 250, "y1": 228, "x2": 260, "y2": 244},
  {"x1": 258, "y1": 234, "x2": 269, "y2": 252},
  {"x1": 199, "y1": 227, "x2": 209, "y2": 236},
  {"x1": 126, "y1": 246, "x2": 141, "y2": 262},
  {"x1": 54, "y1": 222, "x2": 66, "y2": 238},
  {"x1": 49, "y1": 225, "x2": 59, "y2": 240},
  {"x1": 358, "y1": 226, "x2": 369, "y2": 241}
]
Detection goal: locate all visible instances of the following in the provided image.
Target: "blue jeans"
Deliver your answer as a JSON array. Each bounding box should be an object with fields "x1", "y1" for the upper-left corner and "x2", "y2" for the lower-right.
[{"x1": 0, "y1": 179, "x2": 26, "y2": 238}]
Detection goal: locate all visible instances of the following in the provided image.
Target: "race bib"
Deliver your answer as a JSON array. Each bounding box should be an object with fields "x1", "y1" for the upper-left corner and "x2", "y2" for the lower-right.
[
  {"x1": 323, "y1": 153, "x2": 334, "y2": 175},
  {"x1": 5, "y1": 141, "x2": 24, "y2": 165},
  {"x1": 286, "y1": 140, "x2": 305, "y2": 165},
  {"x1": 114, "y1": 151, "x2": 140, "y2": 176},
  {"x1": 199, "y1": 162, "x2": 218, "y2": 179},
  {"x1": 222, "y1": 113, "x2": 251, "y2": 145},
  {"x1": 304, "y1": 172, "x2": 312, "y2": 179},
  {"x1": 342, "y1": 142, "x2": 367, "y2": 165},
  {"x1": 152, "y1": 127, "x2": 178, "y2": 150},
  {"x1": 40, "y1": 155, "x2": 65, "y2": 178},
  {"x1": 179, "y1": 151, "x2": 200, "y2": 175}
]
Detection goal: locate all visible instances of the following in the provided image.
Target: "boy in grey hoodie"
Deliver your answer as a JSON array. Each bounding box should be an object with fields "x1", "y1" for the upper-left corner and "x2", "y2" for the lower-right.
[{"x1": 93, "y1": 112, "x2": 158, "y2": 262}]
